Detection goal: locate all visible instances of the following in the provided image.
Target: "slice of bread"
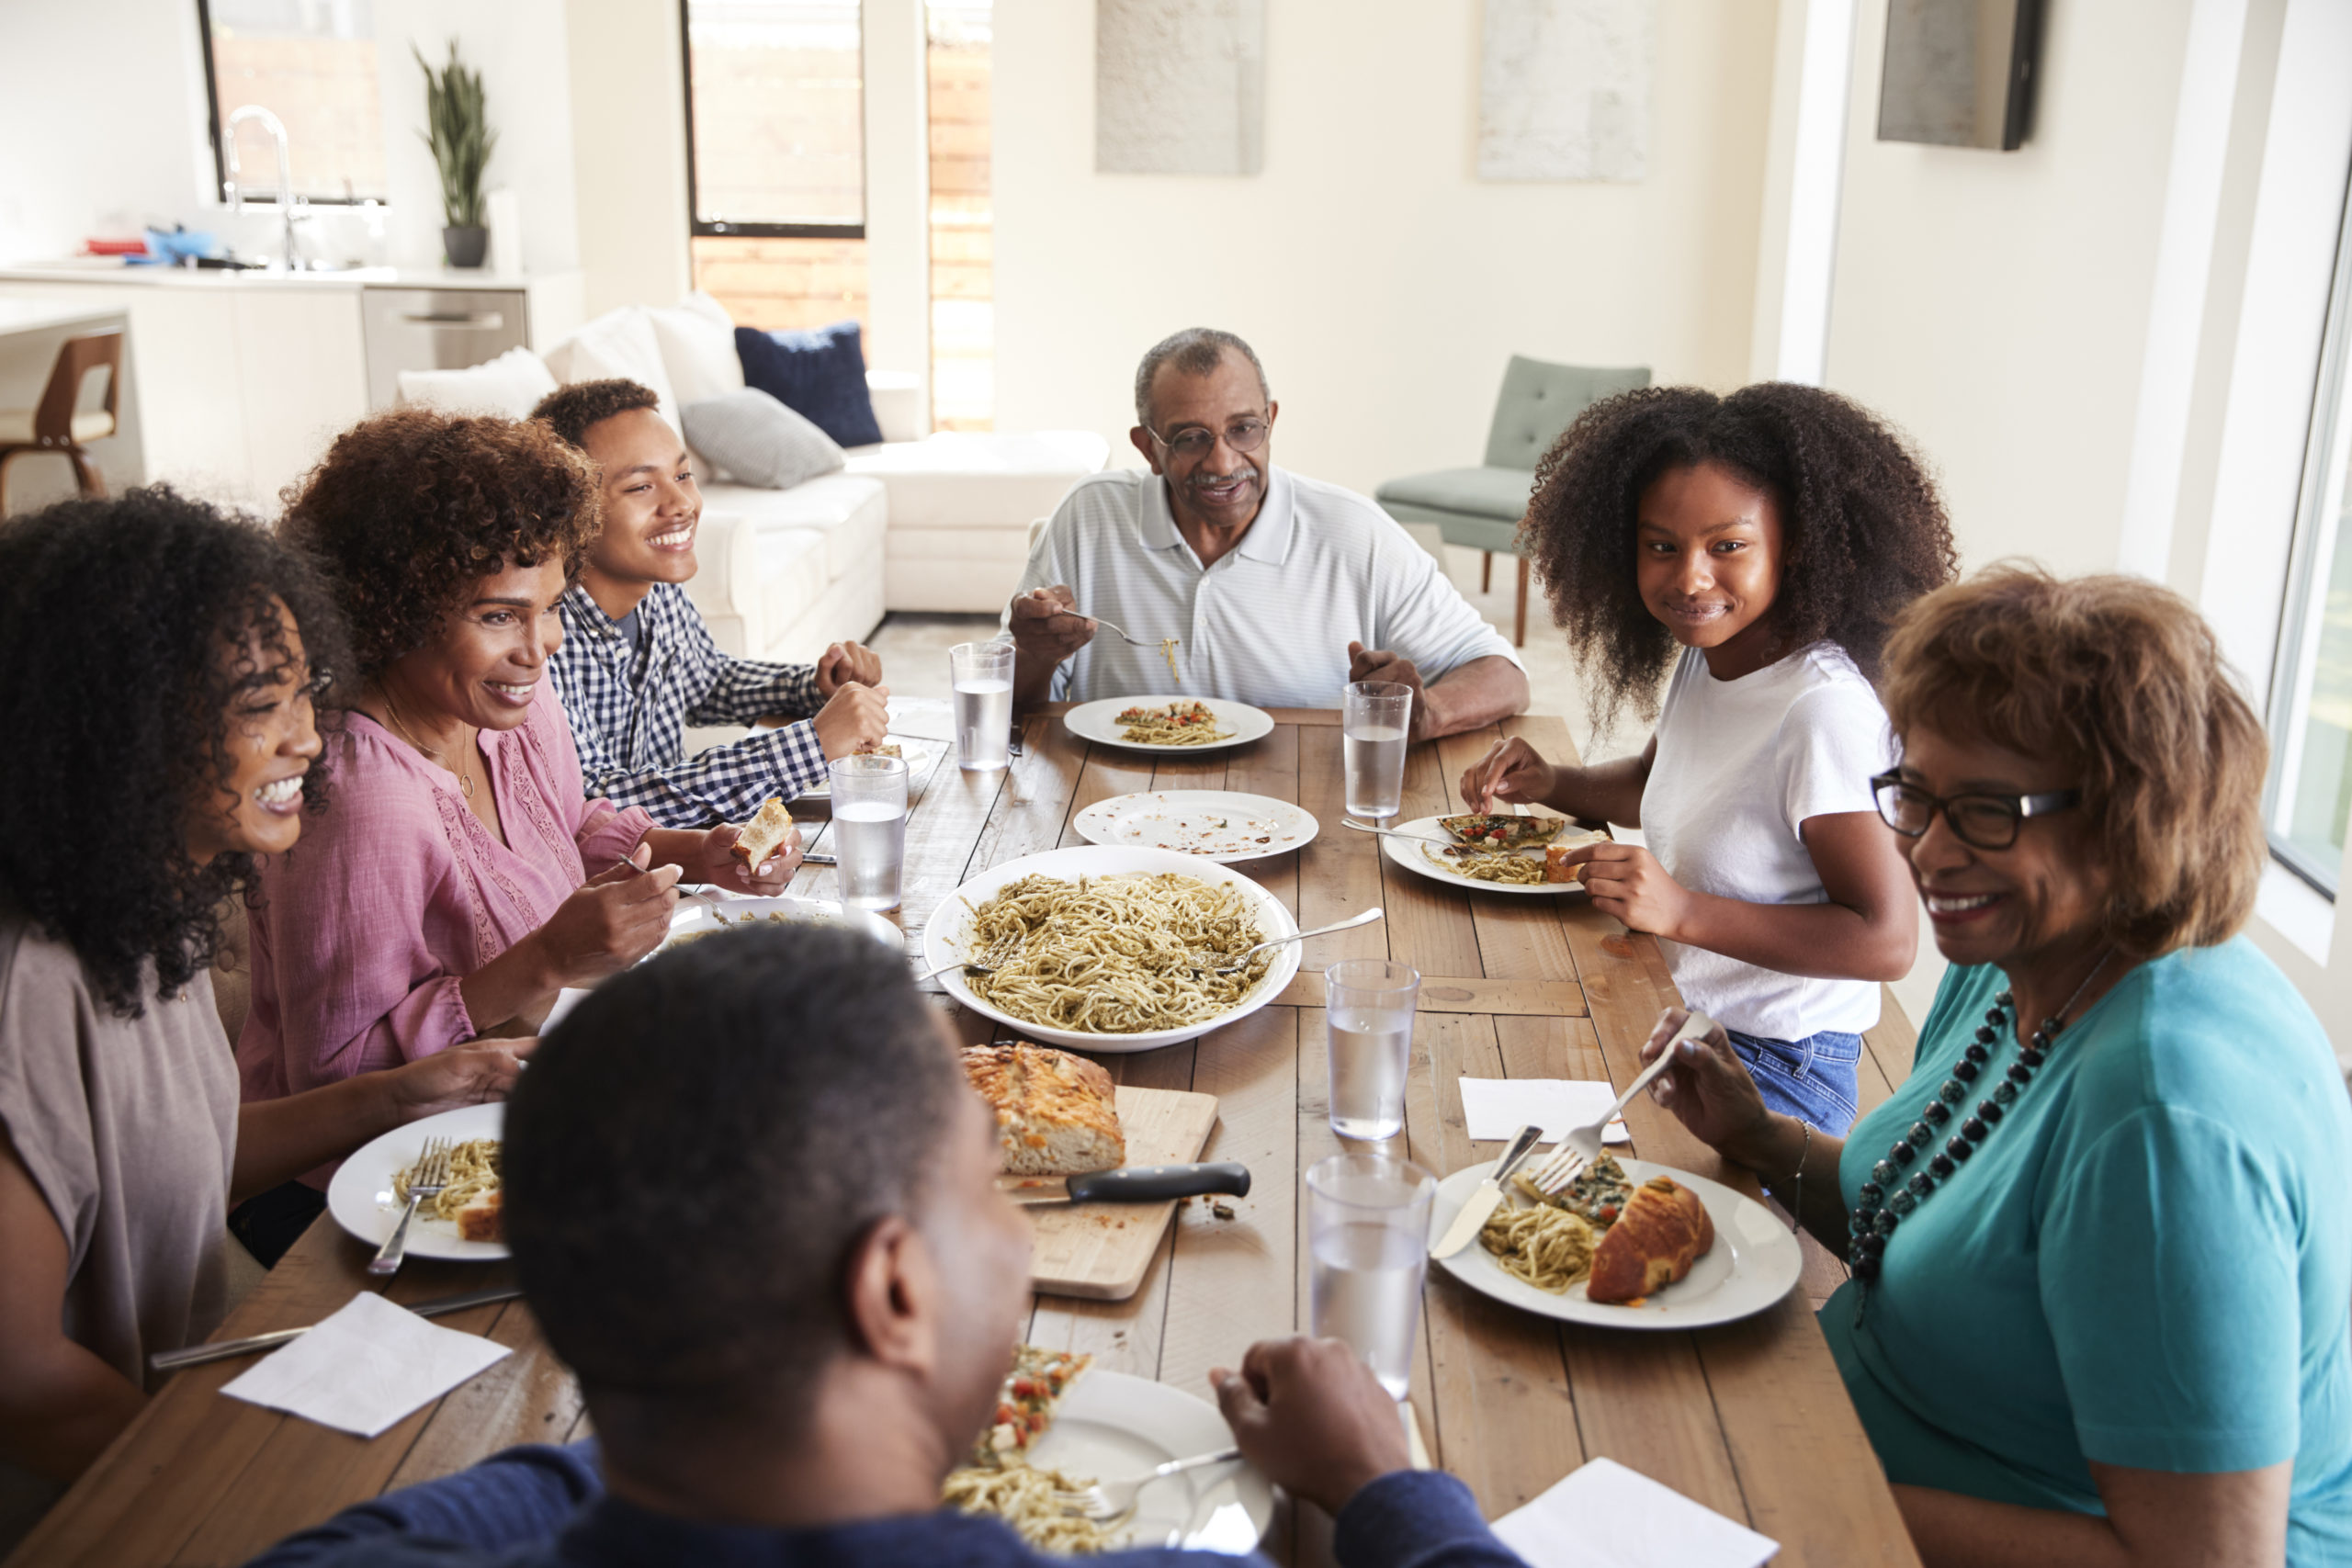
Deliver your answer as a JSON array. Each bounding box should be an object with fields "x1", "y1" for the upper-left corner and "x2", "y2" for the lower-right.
[
  {"x1": 962, "y1": 1041, "x2": 1125, "y2": 1176},
  {"x1": 455, "y1": 1189, "x2": 503, "y2": 1243},
  {"x1": 731, "y1": 797, "x2": 795, "y2": 867},
  {"x1": 1544, "y1": 845, "x2": 1586, "y2": 884}
]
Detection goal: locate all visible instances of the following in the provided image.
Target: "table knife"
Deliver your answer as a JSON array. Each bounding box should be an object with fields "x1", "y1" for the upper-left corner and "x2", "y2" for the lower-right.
[
  {"x1": 997, "y1": 1161, "x2": 1251, "y2": 1207},
  {"x1": 1429, "y1": 1123, "x2": 1546, "y2": 1259},
  {"x1": 147, "y1": 1283, "x2": 523, "y2": 1375}
]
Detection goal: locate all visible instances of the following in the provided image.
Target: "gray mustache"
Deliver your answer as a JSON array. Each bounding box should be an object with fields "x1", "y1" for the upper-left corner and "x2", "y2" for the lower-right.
[{"x1": 1189, "y1": 466, "x2": 1260, "y2": 490}]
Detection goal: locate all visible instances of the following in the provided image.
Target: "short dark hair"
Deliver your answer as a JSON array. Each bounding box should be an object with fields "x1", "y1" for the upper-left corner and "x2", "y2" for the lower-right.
[
  {"x1": 1521, "y1": 382, "x2": 1959, "y2": 729},
  {"x1": 504, "y1": 925, "x2": 967, "y2": 1423},
  {"x1": 279, "y1": 407, "x2": 601, "y2": 682},
  {"x1": 0, "y1": 487, "x2": 350, "y2": 1014},
  {"x1": 531, "y1": 378, "x2": 663, "y2": 452},
  {"x1": 1134, "y1": 327, "x2": 1271, "y2": 429}
]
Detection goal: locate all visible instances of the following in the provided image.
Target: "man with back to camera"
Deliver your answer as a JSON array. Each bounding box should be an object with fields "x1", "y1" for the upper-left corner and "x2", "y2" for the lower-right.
[
  {"x1": 1005, "y1": 328, "x2": 1530, "y2": 740},
  {"x1": 243, "y1": 926, "x2": 1532, "y2": 1568},
  {"x1": 533, "y1": 379, "x2": 891, "y2": 829}
]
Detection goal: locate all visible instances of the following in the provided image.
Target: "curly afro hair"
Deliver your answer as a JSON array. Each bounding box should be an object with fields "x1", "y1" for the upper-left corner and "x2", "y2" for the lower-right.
[
  {"x1": 280, "y1": 406, "x2": 602, "y2": 682},
  {"x1": 532, "y1": 378, "x2": 662, "y2": 452},
  {"x1": 0, "y1": 487, "x2": 352, "y2": 1015},
  {"x1": 1520, "y1": 383, "x2": 1958, "y2": 728}
]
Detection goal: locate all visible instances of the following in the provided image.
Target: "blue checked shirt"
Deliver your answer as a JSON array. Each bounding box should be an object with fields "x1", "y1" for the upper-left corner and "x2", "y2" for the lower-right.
[{"x1": 549, "y1": 582, "x2": 829, "y2": 829}]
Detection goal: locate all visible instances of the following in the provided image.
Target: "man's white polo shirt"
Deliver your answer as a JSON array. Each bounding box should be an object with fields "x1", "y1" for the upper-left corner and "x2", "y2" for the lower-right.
[{"x1": 1007, "y1": 466, "x2": 1520, "y2": 708}]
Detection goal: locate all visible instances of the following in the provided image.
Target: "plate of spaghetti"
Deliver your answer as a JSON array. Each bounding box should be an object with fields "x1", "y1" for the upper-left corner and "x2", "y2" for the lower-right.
[
  {"x1": 926, "y1": 845, "x2": 1301, "y2": 1052},
  {"x1": 1427, "y1": 1155, "x2": 1801, "y2": 1329},
  {"x1": 1375, "y1": 815, "x2": 1608, "y2": 897},
  {"x1": 1063, "y1": 694, "x2": 1274, "y2": 754},
  {"x1": 325, "y1": 1102, "x2": 510, "y2": 1262},
  {"x1": 944, "y1": 1359, "x2": 1272, "y2": 1554}
]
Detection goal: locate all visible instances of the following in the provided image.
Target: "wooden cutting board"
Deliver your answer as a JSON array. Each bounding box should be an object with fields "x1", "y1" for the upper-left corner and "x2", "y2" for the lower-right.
[{"x1": 1026, "y1": 1084, "x2": 1221, "y2": 1301}]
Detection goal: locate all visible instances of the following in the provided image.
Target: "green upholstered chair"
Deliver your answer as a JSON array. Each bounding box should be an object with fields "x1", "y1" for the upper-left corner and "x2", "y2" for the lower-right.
[{"x1": 1376, "y1": 356, "x2": 1650, "y2": 645}]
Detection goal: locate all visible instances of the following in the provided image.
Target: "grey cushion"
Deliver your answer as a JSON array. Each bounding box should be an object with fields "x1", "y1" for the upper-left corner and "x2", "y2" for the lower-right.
[
  {"x1": 681, "y1": 388, "x2": 846, "y2": 490},
  {"x1": 1481, "y1": 356, "x2": 1652, "y2": 470},
  {"x1": 1376, "y1": 466, "x2": 1539, "y2": 523}
]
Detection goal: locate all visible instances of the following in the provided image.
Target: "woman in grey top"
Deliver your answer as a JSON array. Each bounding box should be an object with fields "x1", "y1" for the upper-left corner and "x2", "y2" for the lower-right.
[{"x1": 0, "y1": 490, "x2": 528, "y2": 1551}]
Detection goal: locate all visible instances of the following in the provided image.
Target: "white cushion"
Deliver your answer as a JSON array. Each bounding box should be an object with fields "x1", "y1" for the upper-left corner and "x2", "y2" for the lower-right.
[
  {"x1": 842, "y1": 431, "x2": 1110, "y2": 529},
  {"x1": 647, "y1": 293, "x2": 745, "y2": 407},
  {"x1": 884, "y1": 525, "x2": 1037, "y2": 614},
  {"x1": 393, "y1": 346, "x2": 558, "y2": 421},
  {"x1": 754, "y1": 527, "x2": 828, "y2": 633},
  {"x1": 702, "y1": 472, "x2": 887, "y2": 587},
  {"x1": 545, "y1": 309, "x2": 681, "y2": 434},
  {"x1": 0, "y1": 408, "x2": 116, "y2": 444}
]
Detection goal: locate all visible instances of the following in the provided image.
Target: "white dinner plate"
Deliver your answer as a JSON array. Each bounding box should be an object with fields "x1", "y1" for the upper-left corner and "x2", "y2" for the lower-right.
[
  {"x1": 1027, "y1": 1371, "x2": 1272, "y2": 1552},
  {"x1": 655, "y1": 895, "x2": 902, "y2": 956},
  {"x1": 789, "y1": 734, "x2": 947, "y2": 800},
  {"x1": 1428, "y1": 1156, "x2": 1802, "y2": 1329},
  {"x1": 1063, "y1": 695, "x2": 1276, "y2": 754},
  {"x1": 1375, "y1": 815, "x2": 1598, "y2": 897},
  {"x1": 1073, "y1": 790, "x2": 1318, "y2": 863},
  {"x1": 326, "y1": 1102, "x2": 508, "y2": 1262},
  {"x1": 926, "y1": 844, "x2": 1299, "y2": 1053}
]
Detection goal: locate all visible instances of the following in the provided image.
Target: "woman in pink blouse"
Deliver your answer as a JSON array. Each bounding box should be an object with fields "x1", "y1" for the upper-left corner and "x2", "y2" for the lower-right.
[{"x1": 236, "y1": 410, "x2": 803, "y2": 1259}]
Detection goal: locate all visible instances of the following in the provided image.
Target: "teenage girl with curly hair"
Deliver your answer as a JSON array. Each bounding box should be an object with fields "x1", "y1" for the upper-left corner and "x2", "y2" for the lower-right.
[
  {"x1": 0, "y1": 491, "x2": 525, "y2": 1547},
  {"x1": 1462, "y1": 384, "x2": 1959, "y2": 1133}
]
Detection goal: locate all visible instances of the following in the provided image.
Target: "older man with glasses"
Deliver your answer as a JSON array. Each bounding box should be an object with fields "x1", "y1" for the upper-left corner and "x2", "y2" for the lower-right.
[{"x1": 1004, "y1": 328, "x2": 1530, "y2": 739}]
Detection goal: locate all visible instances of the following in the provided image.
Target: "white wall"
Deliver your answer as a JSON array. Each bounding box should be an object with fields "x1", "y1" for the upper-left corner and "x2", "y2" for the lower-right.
[
  {"x1": 0, "y1": 0, "x2": 579, "y2": 278},
  {"x1": 566, "y1": 0, "x2": 694, "y2": 317},
  {"x1": 989, "y1": 0, "x2": 1780, "y2": 499},
  {"x1": 1824, "y1": 0, "x2": 2196, "y2": 582}
]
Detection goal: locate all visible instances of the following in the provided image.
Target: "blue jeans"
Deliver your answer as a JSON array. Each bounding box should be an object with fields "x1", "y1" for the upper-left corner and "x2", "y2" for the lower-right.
[{"x1": 1725, "y1": 1028, "x2": 1863, "y2": 1134}]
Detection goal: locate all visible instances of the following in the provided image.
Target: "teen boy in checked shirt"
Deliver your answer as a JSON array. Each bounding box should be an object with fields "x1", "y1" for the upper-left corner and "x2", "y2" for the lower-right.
[{"x1": 534, "y1": 380, "x2": 890, "y2": 829}]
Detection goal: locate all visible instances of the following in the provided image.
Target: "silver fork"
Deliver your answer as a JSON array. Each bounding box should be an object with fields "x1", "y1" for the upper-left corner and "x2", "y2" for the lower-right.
[
  {"x1": 1056, "y1": 1446, "x2": 1242, "y2": 1524},
  {"x1": 1077, "y1": 613, "x2": 1166, "y2": 650},
  {"x1": 1522, "y1": 1010, "x2": 1715, "y2": 1196},
  {"x1": 370, "y1": 1135, "x2": 452, "y2": 1278},
  {"x1": 1192, "y1": 907, "x2": 1385, "y2": 975}
]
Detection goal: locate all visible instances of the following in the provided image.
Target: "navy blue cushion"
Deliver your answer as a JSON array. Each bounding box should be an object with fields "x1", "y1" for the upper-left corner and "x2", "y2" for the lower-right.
[{"x1": 733, "y1": 321, "x2": 884, "y2": 448}]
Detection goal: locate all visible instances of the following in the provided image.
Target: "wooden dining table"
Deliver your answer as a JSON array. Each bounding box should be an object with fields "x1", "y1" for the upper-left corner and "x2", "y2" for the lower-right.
[{"x1": 8, "y1": 703, "x2": 1925, "y2": 1568}]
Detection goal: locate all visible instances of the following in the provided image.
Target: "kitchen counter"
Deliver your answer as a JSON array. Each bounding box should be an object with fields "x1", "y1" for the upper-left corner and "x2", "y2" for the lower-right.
[
  {"x1": 0, "y1": 262, "x2": 566, "y2": 291},
  {"x1": 0, "y1": 298, "x2": 124, "y2": 336}
]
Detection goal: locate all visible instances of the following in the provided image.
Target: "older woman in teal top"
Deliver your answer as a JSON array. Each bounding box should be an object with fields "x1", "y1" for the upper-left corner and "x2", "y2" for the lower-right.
[{"x1": 1637, "y1": 566, "x2": 2351, "y2": 1568}]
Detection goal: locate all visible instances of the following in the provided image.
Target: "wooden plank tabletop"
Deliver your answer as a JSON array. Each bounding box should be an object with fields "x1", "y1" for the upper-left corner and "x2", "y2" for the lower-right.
[{"x1": 8, "y1": 705, "x2": 1921, "y2": 1568}]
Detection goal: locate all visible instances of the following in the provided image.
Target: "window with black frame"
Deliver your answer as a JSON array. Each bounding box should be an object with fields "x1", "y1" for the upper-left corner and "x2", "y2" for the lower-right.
[
  {"x1": 198, "y1": 0, "x2": 388, "y2": 205},
  {"x1": 2262, "y1": 168, "x2": 2352, "y2": 897},
  {"x1": 684, "y1": 0, "x2": 865, "y2": 238}
]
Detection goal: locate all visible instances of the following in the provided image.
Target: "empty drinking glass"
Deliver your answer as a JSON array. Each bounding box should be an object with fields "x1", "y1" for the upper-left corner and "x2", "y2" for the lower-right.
[
  {"x1": 827, "y1": 753, "x2": 908, "y2": 911},
  {"x1": 1306, "y1": 1153, "x2": 1435, "y2": 1400},
  {"x1": 951, "y1": 640, "x2": 1016, "y2": 772},
  {"x1": 1343, "y1": 680, "x2": 1412, "y2": 819},
  {"x1": 1326, "y1": 959, "x2": 1419, "y2": 1141}
]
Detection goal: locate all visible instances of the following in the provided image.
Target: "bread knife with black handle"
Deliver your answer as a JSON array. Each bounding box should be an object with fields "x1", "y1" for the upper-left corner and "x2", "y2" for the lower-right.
[{"x1": 995, "y1": 1162, "x2": 1251, "y2": 1207}]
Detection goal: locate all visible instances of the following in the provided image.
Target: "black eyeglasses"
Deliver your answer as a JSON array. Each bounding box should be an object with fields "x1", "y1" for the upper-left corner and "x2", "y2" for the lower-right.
[
  {"x1": 1147, "y1": 417, "x2": 1270, "y2": 459},
  {"x1": 1870, "y1": 770, "x2": 2081, "y2": 852}
]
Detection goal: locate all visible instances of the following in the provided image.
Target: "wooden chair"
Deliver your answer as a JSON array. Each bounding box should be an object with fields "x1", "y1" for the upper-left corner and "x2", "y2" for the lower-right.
[
  {"x1": 0, "y1": 330, "x2": 122, "y2": 514},
  {"x1": 1375, "y1": 356, "x2": 1649, "y2": 645}
]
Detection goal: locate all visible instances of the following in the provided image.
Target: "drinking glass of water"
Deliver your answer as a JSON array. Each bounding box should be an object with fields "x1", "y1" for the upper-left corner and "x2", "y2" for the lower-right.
[
  {"x1": 1325, "y1": 959, "x2": 1419, "y2": 1141},
  {"x1": 1343, "y1": 680, "x2": 1412, "y2": 819},
  {"x1": 951, "y1": 640, "x2": 1016, "y2": 772},
  {"x1": 826, "y1": 753, "x2": 908, "y2": 911},
  {"x1": 1306, "y1": 1152, "x2": 1435, "y2": 1400}
]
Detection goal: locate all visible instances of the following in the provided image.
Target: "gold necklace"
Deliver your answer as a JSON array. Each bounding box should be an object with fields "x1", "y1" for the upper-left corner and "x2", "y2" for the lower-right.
[{"x1": 379, "y1": 691, "x2": 477, "y2": 800}]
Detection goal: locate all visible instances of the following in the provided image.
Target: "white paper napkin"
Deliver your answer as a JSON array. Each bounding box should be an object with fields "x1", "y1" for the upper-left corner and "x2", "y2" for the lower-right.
[
  {"x1": 1490, "y1": 1457, "x2": 1778, "y2": 1568},
  {"x1": 220, "y1": 1291, "x2": 511, "y2": 1438},
  {"x1": 1458, "y1": 1078, "x2": 1631, "y2": 1145}
]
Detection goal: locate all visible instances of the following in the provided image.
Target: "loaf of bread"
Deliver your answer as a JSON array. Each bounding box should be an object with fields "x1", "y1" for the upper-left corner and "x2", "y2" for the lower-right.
[
  {"x1": 1585, "y1": 1175, "x2": 1713, "y2": 1303},
  {"x1": 731, "y1": 797, "x2": 795, "y2": 867},
  {"x1": 962, "y1": 1041, "x2": 1126, "y2": 1176}
]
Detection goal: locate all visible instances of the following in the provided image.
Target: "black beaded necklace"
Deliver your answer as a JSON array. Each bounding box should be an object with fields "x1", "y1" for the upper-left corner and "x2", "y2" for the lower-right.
[{"x1": 1848, "y1": 951, "x2": 2112, "y2": 1314}]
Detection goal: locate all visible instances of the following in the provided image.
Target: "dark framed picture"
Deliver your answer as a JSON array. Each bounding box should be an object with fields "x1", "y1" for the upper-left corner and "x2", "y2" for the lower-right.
[{"x1": 1877, "y1": 0, "x2": 2047, "y2": 152}]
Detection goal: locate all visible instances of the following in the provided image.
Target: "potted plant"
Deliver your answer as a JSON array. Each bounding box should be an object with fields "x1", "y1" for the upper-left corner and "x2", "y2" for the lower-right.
[{"x1": 416, "y1": 39, "x2": 496, "y2": 268}]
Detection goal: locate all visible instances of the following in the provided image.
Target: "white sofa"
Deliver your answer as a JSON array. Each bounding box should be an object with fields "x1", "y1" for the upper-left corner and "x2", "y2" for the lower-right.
[{"x1": 396, "y1": 296, "x2": 1109, "y2": 665}]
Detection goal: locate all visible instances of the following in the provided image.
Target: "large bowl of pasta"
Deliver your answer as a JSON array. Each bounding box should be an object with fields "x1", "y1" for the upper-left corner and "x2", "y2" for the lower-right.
[{"x1": 925, "y1": 845, "x2": 1301, "y2": 1053}]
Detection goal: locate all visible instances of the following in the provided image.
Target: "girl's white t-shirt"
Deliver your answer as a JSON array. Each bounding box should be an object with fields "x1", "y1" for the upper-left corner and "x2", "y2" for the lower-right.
[{"x1": 1640, "y1": 641, "x2": 1894, "y2": 1040}]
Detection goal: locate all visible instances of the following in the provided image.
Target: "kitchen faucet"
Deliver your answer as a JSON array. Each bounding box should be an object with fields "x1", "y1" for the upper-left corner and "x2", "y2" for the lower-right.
[{"x1": 223, "y1": 105, "x2": 311, "y2": 271}]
